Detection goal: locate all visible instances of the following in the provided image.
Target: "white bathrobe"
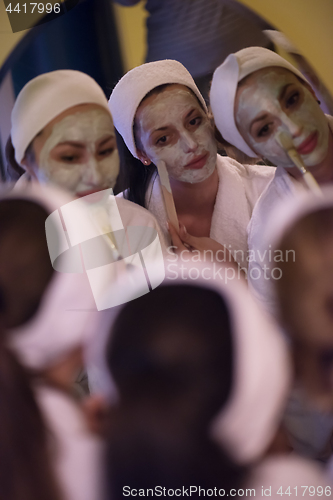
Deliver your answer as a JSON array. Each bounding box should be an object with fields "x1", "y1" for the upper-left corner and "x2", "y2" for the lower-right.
[
  {"x1": 247, "y1": 115, "x2": 333, "y2": 314},
  {"x1": 113, "y1": 196, "x2": 168, "y2": 258},
  {"x1": 13, "y1": 176, "x2": 168, "y2": 260},
  {"x1": 144, "y1": 154, "x2": 275, "y2": 268},
  {"x1": 35, "y1": 384, "x2": 103, "y2": 500},
  {"x1": 248, "y1": 454, "x2": 331, "y2": 499},
  {"x1": 247, "y1": 166, "x2": 301, "y2": 313}
]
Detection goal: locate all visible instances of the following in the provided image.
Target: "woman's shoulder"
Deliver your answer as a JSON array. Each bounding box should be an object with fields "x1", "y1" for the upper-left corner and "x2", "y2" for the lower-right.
[
  {"x1": 218, "y1": 154, "x2": 275, "y2": 177},
  {"x1": 216, "y1": 154, "x2": 275, "y2": 180},
  {"x1": 114, "y1": 193, "x2": 170, "y2": 252},
  {"x1": 115, "y1": 192, "x2": 162, "y2": 228},
  {"x1": 216, "y1": 155, "x2": 276, "y2": 208}
]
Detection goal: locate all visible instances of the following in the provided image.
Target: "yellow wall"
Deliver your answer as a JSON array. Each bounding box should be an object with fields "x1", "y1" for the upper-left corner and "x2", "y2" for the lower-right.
[
  {"x1": 112, "y1": 1, "x2": 147, "y2": 72},
  {"x1": 110, "y1": 0, "x2": 333, "y2": 96},
  {"x1": 237, "y1": 0, "x2": 333, "y2": 97},
  {"x1": 0, "y1": 0, "x2": 68, "y2": 69},
  {"x1": 1, "y1": 0, "x2": 332, "y2": 97},
  {"x1": 0, "y1": 0, "x2": 28, "y2": 68}
]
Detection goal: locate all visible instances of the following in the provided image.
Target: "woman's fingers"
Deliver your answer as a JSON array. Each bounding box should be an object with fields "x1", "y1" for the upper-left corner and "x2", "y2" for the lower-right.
[
  {"x1": 180, "y1": 231, "x2": 202, "y2": 249},
  {"x1": 167, "y1": 221, "x2": 188, "y2": 251}
]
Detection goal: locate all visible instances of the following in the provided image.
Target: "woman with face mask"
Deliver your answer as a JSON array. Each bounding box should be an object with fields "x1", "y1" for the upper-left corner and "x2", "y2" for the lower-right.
[
  {"x1": 109, "y1": 60, "x2": 275, "y2": 269},
  {"x1": 8, "y1": 70, "x2": 168, "y2": 262},
  {"x1": 210, "y1": 46, "x2": 333, "y2": 311},
  {"x1": 9, "y1": 70, "x2": 119, "y2": 196}
]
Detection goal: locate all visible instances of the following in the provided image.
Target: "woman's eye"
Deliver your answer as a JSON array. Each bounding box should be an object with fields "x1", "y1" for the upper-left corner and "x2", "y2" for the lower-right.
[
  {"x1": 61, "y1": 155, "x2": 78, "y2": 162},
  {"x1": 99, "y1": 148, "x2": 114, "y2": 157},
  {"x1": 286, "y1": 91, "x2": 300, "y2": 108},
  {"x1": 156, "y1": 135, "x2": 168, "y2": 145},
  {"x1": 257, "y1": 123, "x2": 272, "y2": 138},
  {"x1": 189, "y1": 116, "x2": 202, "y2": 127}
]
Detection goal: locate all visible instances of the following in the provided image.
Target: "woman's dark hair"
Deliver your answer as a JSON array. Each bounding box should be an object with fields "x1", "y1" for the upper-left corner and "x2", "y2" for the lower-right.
[
  {"x1": 0, "y1": 199, "x2": 60, "y2": 500},
  {"x1": 117, "y1": 83, "x2": 208, "y2": 208},
  {"x1": 114, "y1": 128, "x2": 156, "y2": 205},
  {"x1": 5, "y1": 135, "x2": 27, "y2": 182},
  {"x1": 105, "y1": 284, "x2": 246, "y2": 498},
  {"x1": 0, "y1": 199, "x2": 54, "y2": 328},
  {"x1": 0, "y1": 343, "x2": 61, "y2": 500}
]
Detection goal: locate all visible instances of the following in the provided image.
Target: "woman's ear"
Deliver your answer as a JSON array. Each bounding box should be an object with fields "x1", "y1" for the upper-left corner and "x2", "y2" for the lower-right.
[
  {"x1": 21, "y1": 144, "x2": 39, "y2": 180},
  {"x1": 21, "y1": 156, "x2": 38, "y2": 179},
  {"x1": 136, "y1": 149, "x2": 152, "y2": 166},
  {"x1": 20, "y1": 156, "x2": 29, "y2": 172}
]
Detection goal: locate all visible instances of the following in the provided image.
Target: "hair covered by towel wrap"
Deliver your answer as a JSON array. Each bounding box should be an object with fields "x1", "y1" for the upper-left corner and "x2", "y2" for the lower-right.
[
  {"x1": 210, "y1": 47, "x2": 308, "y2": 158},
  {"x1": 108, "y1": 59, "x2": 208, "y2": 159},
  {"x1": 11, "y1": 70, "x2": 110, "y2": 166}
]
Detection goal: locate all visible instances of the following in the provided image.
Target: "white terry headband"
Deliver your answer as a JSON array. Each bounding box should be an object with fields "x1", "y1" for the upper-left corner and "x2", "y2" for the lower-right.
[
  {"x1": 265, "y1": 186, "x2": 333, "y2": 254},
  {"x1": 108, "y1": 59, "x2": 208, "y2": 159},
  {"x1": 210, "y1": 46, "x2": 308, "y2": 158},
  {"x1": 11, "y1": 70, "x2": 110, "y2": 165}
]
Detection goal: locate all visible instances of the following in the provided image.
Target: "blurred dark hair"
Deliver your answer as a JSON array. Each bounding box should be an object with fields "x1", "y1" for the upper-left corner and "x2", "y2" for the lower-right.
[
  {"x1": 116, "y1": 83, "x2": 208, "y2": 207},
  {"x1": 0, "y1": 199, "x2": 60, "y2": 500},
  {"x1": 105, "y1": 284, "x2": 246, "y2": 498},
  {"x1": 0, "y1": 343, "x2": 61, "y2": 500},
  {"x1": 5, "y1": 135, "x2": 29, "y2": 182},
  {"x1": 0, "y1": 199, "x2": 54, "y2": 328},
  {"x1": 115, "y1": 128, "x2": 156, "y2": 206}
]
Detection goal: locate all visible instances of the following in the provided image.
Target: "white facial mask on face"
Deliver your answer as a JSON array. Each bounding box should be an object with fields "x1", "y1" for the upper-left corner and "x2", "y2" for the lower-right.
[
  {"x1": 136, "y1": 87, "x2": 217, "y2": 184},
  {"x1": 236, "y1": 70, "x2": 330, "y2": 169},
  {"x1": 38, "y1": 109, "x2": 119, "y2": 195}
]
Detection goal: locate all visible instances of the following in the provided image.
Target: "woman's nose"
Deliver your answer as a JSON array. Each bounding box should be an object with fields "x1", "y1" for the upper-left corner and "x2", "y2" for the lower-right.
[
  {"x1": 82, "y1": 158, "x2": 101, "y2": 185},
  {"x1": 180, "y1": 131, "x2": 199, "y2": 153},
  {"x1": 281, "y1": 113, "x2": 303, "y2": 138}
]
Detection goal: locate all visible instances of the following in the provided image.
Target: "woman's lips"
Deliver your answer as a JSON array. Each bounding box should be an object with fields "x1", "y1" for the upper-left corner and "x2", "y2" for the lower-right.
[
  {"x1": 77, "y1": 188, "x2": 102, "y2": 198},
  {"x1": 76, "y1": 187, "x2": 109, "y2": 200},
  {"x1": 296, "y1": 131, "x2": 318, "y2": 156},
  {"x1": 184, "y1": 152, "x2": 208, "y2": 169}
]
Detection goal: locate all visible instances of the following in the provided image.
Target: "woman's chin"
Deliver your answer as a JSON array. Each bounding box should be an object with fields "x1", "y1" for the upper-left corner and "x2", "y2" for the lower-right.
[{"x1": 180, "y1": 162, "x2": 216, "y2": 184}]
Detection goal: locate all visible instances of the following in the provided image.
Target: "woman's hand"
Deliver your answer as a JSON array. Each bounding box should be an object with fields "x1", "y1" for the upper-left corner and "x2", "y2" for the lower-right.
[{"x1": 167, "y1": 221, "x2": 239, "y2": 268}]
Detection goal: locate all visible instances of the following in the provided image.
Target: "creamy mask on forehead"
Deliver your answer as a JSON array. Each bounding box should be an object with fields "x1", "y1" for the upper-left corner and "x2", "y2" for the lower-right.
[
  {"x1": 38, "y1": 108, "x2": 119, "y2": 195},
  {"x1": 235, "y1": 69, "x2": 329, "y2": 168},
  {"x1": 136, "y1": 87, "x2": 217, "y2": 183}
]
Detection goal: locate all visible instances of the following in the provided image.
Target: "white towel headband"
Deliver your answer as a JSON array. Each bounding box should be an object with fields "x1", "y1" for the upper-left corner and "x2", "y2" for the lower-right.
[
  {"x1": 2, "y1": 182, "x2": 100, "y2": 370},
  {"x1": 108, "y1": 59, "x2": 208, "y2": 159},
  {"x1": 11, "y1": 70, "x2": 110, "y2": 165},
  {"x1": 87, "y1": 262, "x2": 291, "y2": 465},
  {"x1": 210, "y1": 46, "x2": 308, "y2": 158},
  {"x1": 265, "y1": 186, "x2": 333, "y2": 253}
]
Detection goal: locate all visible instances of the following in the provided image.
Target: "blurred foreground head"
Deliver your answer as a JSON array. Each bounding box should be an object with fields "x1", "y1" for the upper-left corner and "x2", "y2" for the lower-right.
[
  {"x1": 0, "y1": 182, "x2": 99, "y2": 370},
  {"x1": 104, "y1": 266, "x2": 290, "y2": 497},
  {"x1": 269, "y1": 188, "x2": 333, "y2": 409},
  {"x1": 0, "y1": 184, "x2": 61, "y2": 500},
  {"x1": 0, "y1": 183, "x2": 103, "y2": 500}
]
